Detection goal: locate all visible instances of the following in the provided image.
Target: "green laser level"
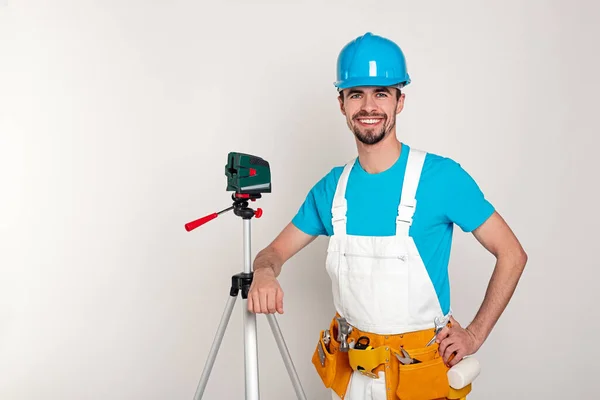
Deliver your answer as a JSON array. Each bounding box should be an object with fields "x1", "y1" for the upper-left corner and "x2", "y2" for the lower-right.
[{"x1": 225, "y1": 152, "x2": 271, "y2": 195}]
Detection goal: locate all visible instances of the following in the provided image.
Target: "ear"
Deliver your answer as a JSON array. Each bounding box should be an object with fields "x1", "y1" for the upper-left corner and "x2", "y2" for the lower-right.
[
  {"x1": 338, "y1": 94, "x2": 347, "y2": 116},
  {"x1": 396, "y1": 91, "x2": 405, "y2": 115}
]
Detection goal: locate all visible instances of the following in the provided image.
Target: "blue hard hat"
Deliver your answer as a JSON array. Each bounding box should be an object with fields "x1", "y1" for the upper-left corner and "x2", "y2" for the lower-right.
[{"x1": 334, "y1": 32, "x2": 411, "y2": 91}]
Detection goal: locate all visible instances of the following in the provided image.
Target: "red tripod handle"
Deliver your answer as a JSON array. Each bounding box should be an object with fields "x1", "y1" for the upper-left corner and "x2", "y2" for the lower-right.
[{"x1": 185, "y1": 213, "x2": 218, "y2": 231}]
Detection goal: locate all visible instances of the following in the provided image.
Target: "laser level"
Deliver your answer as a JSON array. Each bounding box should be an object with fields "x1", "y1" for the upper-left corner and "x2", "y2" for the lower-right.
[{"x1": 225, "y1": 152, "x2": 271, "y2": 195}]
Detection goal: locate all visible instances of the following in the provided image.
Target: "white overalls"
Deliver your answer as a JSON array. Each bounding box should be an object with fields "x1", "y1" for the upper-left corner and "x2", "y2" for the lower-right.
[{"x1": 327, "y1": 148, "x2": 451, "y2": 400}]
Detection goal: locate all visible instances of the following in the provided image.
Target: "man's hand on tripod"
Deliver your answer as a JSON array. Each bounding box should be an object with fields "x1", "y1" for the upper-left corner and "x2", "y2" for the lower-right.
[
  {"x1": 247, "y1": 223, "x2": 318, "y2": 314},
  {"x1": 248, "y1": 268, "x2": 284, "y2": 314}
]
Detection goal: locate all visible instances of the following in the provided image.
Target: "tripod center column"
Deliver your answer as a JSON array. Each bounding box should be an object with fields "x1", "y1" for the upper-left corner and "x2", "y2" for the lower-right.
[{"x1": 243, "y1": 218, "x2": 252, "y2": 274}]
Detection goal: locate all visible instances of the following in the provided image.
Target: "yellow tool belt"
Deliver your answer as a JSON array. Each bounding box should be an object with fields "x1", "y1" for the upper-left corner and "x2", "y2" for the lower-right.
[{"x1": 312, "y1": 315, "x2": 472, "y2": 400}]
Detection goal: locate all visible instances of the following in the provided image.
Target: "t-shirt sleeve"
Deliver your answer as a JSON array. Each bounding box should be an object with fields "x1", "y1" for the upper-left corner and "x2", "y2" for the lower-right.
[
  {"x1": 443, "y1": 160, "x2": 495, "y2": 232},
  {"x1": 291, "y1": 179, "x2": 328, "y2": 237}
]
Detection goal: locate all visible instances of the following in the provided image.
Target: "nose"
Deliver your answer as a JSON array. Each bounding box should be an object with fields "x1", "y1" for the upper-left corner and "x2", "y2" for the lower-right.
[{"x1": 361, "y1": 94, "x2": 378, "y2": 113}]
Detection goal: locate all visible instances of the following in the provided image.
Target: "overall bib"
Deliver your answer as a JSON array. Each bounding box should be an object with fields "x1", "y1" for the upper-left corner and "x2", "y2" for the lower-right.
[{"x1": 312, "y1": 149, "x2": 470, "y2": 400}]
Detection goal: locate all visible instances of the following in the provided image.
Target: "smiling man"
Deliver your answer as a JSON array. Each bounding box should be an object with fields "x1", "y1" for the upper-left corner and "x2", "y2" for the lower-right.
[
  {"x1": 342, "y1": 86, "x2": 401, "y2": 145},
  {"x1": 247, "y1": 32, "x2": 527, "y2": 400}
]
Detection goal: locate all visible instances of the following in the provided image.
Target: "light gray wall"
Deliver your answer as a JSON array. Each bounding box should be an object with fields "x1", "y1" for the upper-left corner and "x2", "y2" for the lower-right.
[{"x1": 1, "y1": 1, "x2": 598, "y2": 399}]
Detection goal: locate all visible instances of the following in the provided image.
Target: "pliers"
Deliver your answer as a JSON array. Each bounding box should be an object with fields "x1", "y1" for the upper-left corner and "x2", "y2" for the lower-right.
[
  {"x1": 395, "y1": 348, "x2": 421, "y2": 365},
  {"x1": 322, "y1": 330, "x2": 331, "y2": 351}
]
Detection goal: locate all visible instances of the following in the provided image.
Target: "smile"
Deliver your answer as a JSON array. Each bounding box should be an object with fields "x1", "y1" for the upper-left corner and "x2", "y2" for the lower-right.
[{"x1": 357, "y1": 118, "x2": 383, "y2": 125}]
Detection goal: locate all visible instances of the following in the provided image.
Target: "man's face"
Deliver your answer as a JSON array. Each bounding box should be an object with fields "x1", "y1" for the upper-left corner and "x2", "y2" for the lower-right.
[{"x1": 338, "y1": 86, "x2": 404, "y2": 145}]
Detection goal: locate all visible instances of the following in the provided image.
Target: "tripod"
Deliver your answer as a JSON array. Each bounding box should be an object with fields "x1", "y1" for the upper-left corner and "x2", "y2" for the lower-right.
[{"x1": 185, "y1": 194, "x2": 307, "y2": 400}]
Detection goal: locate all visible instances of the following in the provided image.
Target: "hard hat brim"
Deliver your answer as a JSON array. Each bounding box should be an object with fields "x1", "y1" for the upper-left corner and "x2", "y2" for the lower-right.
[{"x1": 334, "y1": 76, "x2": 410, "y2": 90}]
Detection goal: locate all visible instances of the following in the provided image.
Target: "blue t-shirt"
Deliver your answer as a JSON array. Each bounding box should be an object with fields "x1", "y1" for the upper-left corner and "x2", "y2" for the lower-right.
[{"x1": 291, "y1": 143, "x2": 495, "y2": 315}]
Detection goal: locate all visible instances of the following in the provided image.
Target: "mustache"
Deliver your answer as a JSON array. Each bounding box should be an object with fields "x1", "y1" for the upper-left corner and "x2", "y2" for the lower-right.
[{"x1": 352, "y1": 111, "x2": 386, "y2": 120}]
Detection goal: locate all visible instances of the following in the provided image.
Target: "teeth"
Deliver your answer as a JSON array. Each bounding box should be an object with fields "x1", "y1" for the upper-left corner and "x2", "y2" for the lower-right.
[{"x1": 360, "y1": 119, "x2": 381, "y2": 124}]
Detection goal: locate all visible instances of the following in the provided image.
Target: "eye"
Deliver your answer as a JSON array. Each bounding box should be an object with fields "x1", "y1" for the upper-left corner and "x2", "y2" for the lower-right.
[
  {"x1": 376, "y1": 92, "x2": 388, "y2": 98},
  {"x1": 350, "y1": 94, "x2": 361, "y2": 99}
]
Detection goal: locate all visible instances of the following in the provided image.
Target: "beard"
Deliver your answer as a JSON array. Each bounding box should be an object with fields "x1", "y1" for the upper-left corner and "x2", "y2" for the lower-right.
[{"x1": 350, "y1": 111, "x2": 394, "y2": 145}]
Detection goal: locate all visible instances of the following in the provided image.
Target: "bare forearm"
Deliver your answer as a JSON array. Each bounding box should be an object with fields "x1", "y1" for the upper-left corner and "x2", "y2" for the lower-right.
[
  {"x1": 253, "y1": 246, "x2": 284, "y2": 277},
  {"x1": 251, "y1": 222, "x2": 317, "y2": 278},
  {"x1": 467, "y1": 251, "x2": 527, "y2": 346}
]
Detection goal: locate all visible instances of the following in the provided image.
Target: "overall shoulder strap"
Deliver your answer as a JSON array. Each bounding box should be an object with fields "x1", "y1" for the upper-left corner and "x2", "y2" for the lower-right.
[
  {"x1": 331, "y1": 158, "x2": 355, "y2": 236},
  {"x1": 396, "y1": 149, "x2": 427, "y2": 236}
]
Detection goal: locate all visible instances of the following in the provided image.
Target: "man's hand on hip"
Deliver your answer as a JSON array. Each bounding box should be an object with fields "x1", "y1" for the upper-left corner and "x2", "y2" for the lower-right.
[
  {"x1": 247, "y1": 268, "x2": 284, "y2": 314},
  {"x1": 436, "y1": 316, "x2": 482, "y2": 367}
]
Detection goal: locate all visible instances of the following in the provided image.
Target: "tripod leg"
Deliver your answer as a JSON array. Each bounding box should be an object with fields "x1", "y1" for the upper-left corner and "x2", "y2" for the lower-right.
[
  {"x1": 244, "y1": 303, "x2": 260, "y2": 400},
  {"x1": 193, "y1": 295, "x2": 237, "y2": 400},
  {"x1": 266, "y1": 314, "x2": 307, "y2": 400}
]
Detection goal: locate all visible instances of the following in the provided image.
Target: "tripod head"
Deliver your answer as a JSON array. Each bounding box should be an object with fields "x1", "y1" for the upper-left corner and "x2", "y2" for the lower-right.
[{"x1": 184, "y1": 152, "x2": 270, "y2": 232}]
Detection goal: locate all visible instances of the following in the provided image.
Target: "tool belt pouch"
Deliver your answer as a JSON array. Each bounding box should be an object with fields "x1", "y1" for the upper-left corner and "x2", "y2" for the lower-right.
[
  {"x1": 348, "y1": 346, "x2": 389, "y2": 378},
  {"x1": 311, "y1": 329, "x2": 337, "y2": 388},
  {"x1": 394, "y1": 344, "x2": 450, "y2": 400}
]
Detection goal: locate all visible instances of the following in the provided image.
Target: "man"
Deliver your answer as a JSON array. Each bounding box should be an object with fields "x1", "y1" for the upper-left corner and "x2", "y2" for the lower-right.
[{"x1": 247, "y1": 32, "x2": 527, "y2": 400}]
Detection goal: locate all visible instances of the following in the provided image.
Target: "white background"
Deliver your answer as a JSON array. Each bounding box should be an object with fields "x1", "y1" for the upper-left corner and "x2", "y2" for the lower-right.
[{"x1": 1, "y1": 1, "x2": 599, "y2": 399}]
